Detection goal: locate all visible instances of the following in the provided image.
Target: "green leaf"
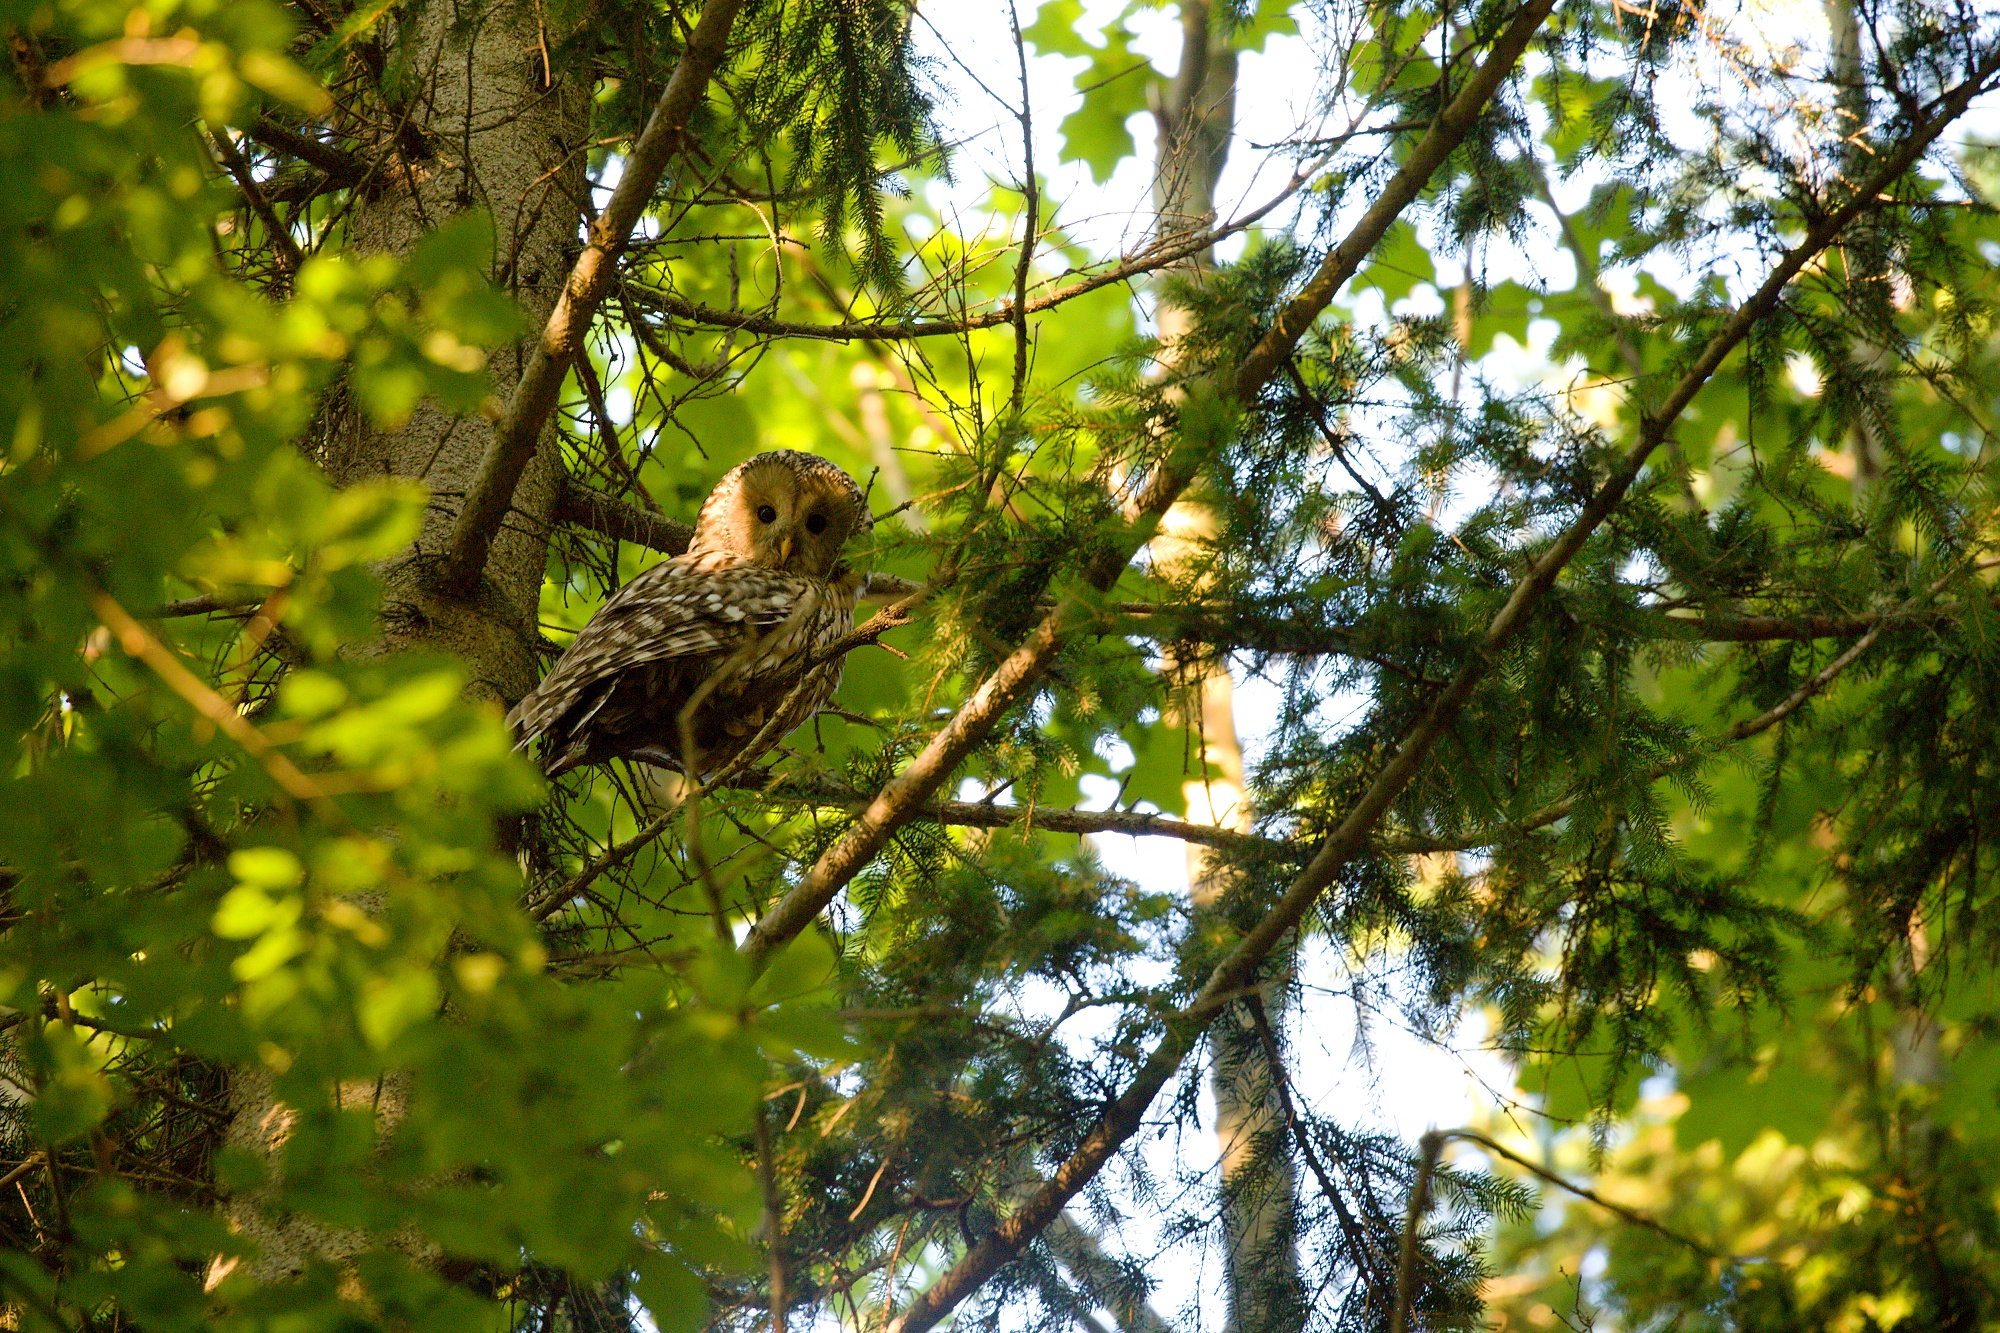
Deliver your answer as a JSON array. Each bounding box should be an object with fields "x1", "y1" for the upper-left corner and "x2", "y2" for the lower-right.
[
  {"x1": 29, "y1": 1025, "x2": 119, "y2": 1144},
  {"x1": 1028, "y1": 3, "x2": 1156, "y2": 184},
  {"x1": 634, "y1": 1248, "x2": 714, "y2": 1332},
  {"x1": 228, "y1": 847, "x2": 305, "y2": 889},
  {"x1": 358, "y1": 965, "x2": 439, "y2": 1049}
]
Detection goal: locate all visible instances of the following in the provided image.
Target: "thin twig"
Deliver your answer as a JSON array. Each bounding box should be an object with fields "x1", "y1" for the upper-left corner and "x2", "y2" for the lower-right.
[
  {"x1": 847, "y1": 1148, "x2": 895, "y2": 1223},
  {"x1": 1726, "y1": 615, "x2": 1891, "y2": 742},
  {"x1": 1284, "y1": 358, "x2": 1391, "y2": 509},
  {"x1": 243, "y1": 117, "x2": 366, "y2": 180},
  {"x1": 1389, "y1": 1130, "x2": 1442, "y2": 1333},
  {"x1": 1160, "y1": 601, "x2": 1950, "y2": 655},
  {"x1": 146, "y1": 592, "x2": 266, "y2": 619},
  {"x1": 801, "y1": 583, "x2": 933, "y2": 672},
  {"x1": 209, "y1": 129, "x2": 304, "y2": 286},
  {"x1": 1444, "y1": 1129, "x2": 1718, "y2": 1257},
  {"x1": 530, "y1": 810, "x2": 673, "y2": 922},
  {"x1": 1006, "y1": 1, "x2": 1038, "y2": 425},
  {"x1": 91, "y1": 590, "x2": 342, "y2": 822},
  {"x1": 624, "y1": 153, "x2": 1325, "y2": 345},
  {"x1": 0, "y1": 1153, "x2": 46, "y2": 1195}
]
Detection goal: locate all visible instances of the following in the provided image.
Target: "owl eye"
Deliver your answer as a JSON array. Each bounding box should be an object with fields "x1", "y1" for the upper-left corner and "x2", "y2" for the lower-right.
[
  {"x1": 756, "y1": 504, "x2": 778, "y2": 524},
  {"x1": 805, "y1": 512, "x2": 828, "y2": 535}
]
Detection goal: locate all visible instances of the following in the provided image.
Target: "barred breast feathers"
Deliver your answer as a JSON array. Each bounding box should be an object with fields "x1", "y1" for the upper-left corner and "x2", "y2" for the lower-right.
[{"x1": 505, "y1": 556, "x2": 860, "y2": 755}]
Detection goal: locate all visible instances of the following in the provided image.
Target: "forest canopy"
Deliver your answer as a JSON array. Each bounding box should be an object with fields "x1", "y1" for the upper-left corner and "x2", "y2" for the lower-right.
[{"x1": 6, "y1": 0, "x2": 2000, "y2": 1330}]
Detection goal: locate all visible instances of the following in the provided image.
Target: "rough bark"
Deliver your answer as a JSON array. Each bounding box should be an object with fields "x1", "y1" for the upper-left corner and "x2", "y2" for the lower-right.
[
  {"x1": 311, "y1": 0, "x2": 588, "y2": 694},
  {"x1": 222, "y1": 0, "x2": 592, "y2": 1282}
]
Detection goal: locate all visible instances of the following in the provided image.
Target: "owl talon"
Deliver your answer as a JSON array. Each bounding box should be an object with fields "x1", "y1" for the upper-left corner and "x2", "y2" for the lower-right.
[{"x1": 625, "y1": 746, "x2": 683, "y2": 772}]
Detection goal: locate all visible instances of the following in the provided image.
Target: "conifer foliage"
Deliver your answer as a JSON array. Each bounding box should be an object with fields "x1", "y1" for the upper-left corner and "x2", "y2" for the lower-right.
[{"x1": 6, "y1": 0, "x2": 2000, "y2": 1329}]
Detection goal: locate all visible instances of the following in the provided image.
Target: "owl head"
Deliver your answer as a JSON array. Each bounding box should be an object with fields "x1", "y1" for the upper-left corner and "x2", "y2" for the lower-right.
[{"x1": 685, "y1": 449, "x2": 873, "y2": 578}]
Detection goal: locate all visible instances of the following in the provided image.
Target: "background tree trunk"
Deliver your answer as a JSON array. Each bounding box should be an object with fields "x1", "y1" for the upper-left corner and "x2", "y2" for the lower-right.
[
  {"x1": 1151, "y1": 6, "x2": 1306, "y2": 1330},
  {"x1": 1825, "y1": 0, "x2": 1890, "y2": 494}
]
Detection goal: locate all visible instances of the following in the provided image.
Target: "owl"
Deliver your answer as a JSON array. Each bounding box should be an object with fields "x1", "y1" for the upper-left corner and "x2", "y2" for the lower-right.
[{"x1": 508, "y1": 450, "x2": 873, "y2": 779}]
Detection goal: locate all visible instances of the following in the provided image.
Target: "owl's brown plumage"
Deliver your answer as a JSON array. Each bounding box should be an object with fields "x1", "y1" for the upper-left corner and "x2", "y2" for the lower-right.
[{"x1": 509, "y1": 450, "x2": 871, "y2": 778}]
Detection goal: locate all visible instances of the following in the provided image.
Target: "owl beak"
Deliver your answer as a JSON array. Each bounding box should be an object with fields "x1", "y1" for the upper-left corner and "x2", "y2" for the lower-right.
[{"x1": 777, "y1": 533, "x2": 796, "y2": 567}]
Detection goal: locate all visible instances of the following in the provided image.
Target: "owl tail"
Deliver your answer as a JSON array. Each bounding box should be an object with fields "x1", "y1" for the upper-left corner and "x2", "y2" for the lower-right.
[{"x1": 507, "y1": 675, "x2": 618, "y2": 775}]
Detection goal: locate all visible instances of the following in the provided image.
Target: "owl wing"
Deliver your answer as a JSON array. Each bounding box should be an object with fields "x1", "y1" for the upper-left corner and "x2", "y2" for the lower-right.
[{"x1": 507, "y1": 559, "x2": 827, "y2": 750}]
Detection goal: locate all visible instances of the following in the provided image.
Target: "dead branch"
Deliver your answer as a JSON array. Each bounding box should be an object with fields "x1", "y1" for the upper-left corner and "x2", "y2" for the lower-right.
[{"x1": 555, "y1": 476, "x2": 694, "y2": 554}]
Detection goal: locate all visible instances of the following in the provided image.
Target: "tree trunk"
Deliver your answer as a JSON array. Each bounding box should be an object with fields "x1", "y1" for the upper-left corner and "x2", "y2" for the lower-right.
[
  {"x1": 314, "y1": 0, "x2": 587, "y2": 691},
  {"x1": 1824, "y1": 0, "x2": 1891, "y2": 494},
  {"x1": 218, "y1": 0, "x2": 590, "y2": 1283}
]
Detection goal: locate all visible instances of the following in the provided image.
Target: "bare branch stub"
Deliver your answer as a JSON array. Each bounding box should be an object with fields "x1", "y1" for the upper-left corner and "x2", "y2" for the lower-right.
[{"x1": 555, "y1": 477, "x2": 694, "y2": 555}]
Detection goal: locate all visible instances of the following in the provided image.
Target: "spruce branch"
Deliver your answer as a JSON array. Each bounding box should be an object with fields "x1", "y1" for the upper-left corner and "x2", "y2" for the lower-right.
[
  {"x1": 740, "y1": 0, "x2": 1562, "y2": 977},
  {"x1": 1367, "y1": 581, "x2": 1917, "y2": 855},
  {"x1": 871, "y1": 41, "x2": 2000, "y2": 1333},
  {"x1": 622, "y1": 156, "x2": 1321, "y2": 345},
  {"x1": 433, "y1": 0, "x2": 748, "y2": 598}
]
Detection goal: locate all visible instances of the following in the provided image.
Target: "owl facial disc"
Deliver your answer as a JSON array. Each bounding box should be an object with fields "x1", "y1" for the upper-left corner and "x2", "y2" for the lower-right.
[{"x1": 685, "y1": 449, "x2": 872, "y2": 578}]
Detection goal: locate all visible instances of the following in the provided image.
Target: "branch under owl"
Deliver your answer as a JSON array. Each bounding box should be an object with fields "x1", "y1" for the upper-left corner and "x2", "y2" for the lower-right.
[
  {"x1": 747, "y1": 775, "x2": 1567, "y2": 857},
  {"x1": 749, "y1": 778, "x2": 1263, "y2": 852}
]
